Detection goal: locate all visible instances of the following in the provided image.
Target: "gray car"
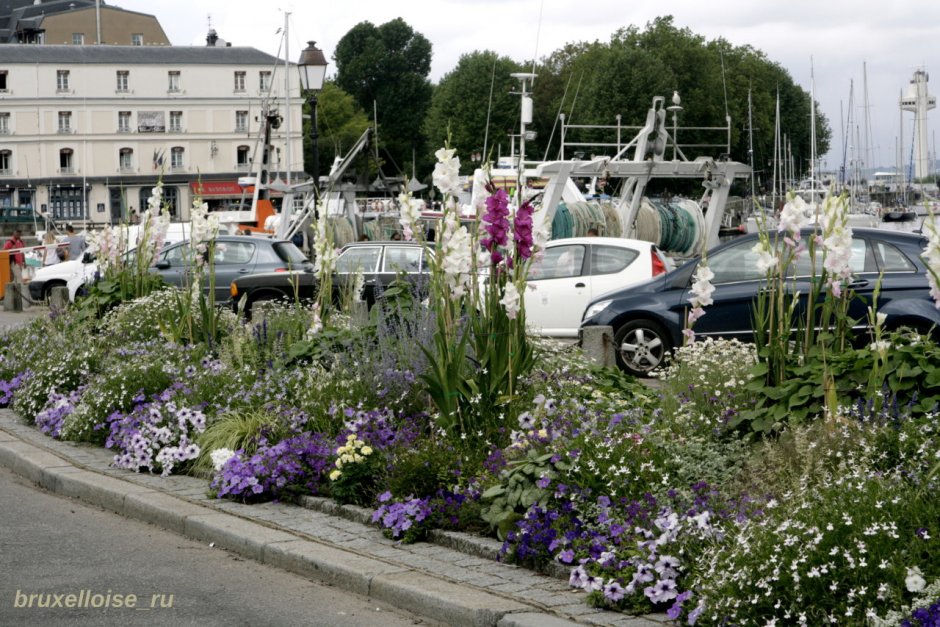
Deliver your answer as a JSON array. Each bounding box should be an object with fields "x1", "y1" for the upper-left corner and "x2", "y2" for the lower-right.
[{"x1": 152, "y1": 235, "x2": 311, "y2": 303}]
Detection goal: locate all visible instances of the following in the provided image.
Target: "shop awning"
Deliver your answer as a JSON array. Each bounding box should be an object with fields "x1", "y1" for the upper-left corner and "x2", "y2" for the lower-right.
[{"x1": 190, "y1": 181, "x2": 253, "y2": 198}]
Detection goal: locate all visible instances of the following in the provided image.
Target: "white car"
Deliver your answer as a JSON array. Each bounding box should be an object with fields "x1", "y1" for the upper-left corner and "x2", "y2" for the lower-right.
[
  {"x1": 525, "y1": 237, "x2": 671, "y2": 337},
  {"x1": 29, "y1": 223, "x2": 191, "y2": 302}
]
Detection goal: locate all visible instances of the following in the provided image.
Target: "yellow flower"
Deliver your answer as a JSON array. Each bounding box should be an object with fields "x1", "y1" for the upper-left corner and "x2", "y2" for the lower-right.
[
  {"x1": 361, "y1": 446, "x2": 373, "y2": 456},
  {"x1": 353, "y1": 454, "x2": 363, "y2": 463},
  {"x1": 538, "y1": 429, "x2": 548, "y2": 438},
  {"x1": 335, "y1": 459, "x2": 343, "y2": 468},
  {"x1": 346, "y1": 433, "x2": 357, "y2": 441},
  {"x1": 337, "y1": 446, "x2": 348, "y2": 455},
  {"x1": 329, "y1": 469, "x2": 341, "y2": 481}
]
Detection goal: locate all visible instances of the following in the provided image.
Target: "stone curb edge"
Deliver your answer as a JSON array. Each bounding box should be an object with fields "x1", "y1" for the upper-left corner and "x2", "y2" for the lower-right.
[{"x1": 0, "y1": 435, "x2": 583, "y2": 627}]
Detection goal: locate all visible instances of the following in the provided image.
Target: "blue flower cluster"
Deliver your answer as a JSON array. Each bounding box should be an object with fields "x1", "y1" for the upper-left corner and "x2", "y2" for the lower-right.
[
  {"x1": 212, "y1": 431, "x2": 333, "y2": 501},
  {"x1": 34, "y1": 387, "x2": 85, "y2": 438},
  {"x1": 903, "y1": 600, "x2": 940, "y2": 627},
  {"x1": 0, "y1": 370, "x2": 30, "y2": 406},
  {"x1": 371, "y1": 492, "x2": 432, "y2": 541}
]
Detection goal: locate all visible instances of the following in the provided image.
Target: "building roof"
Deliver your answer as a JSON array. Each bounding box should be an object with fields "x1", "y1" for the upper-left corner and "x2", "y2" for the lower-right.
[
  {"x1": 0, "y1": 1, "x2": 167, "y2": 43},
  {"x1": 0, "y1": 43, "x2": 283, "y2": 65}
]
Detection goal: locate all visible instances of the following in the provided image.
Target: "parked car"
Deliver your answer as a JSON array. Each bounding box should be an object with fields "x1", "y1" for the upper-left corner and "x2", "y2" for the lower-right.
[
  {"x1": 229, "y1": 241, "x2": 428, "y2": 314},
  {"x1": 580, "y1": 228, "x2": 940, "y2": 376},
  {"x1": 29, "y1": 223, "x2": 192, "y2": 302},
  {"x1": 68, "y1": 235, "x2": 310, "y2": 303},
  {"x1": 525, "y1": 237, "x2": 671, "y2": 337}
]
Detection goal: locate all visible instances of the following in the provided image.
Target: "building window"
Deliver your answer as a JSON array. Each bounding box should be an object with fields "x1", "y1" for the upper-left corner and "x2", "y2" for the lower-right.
[
  {"x1": 119, "y1": 148, "x2": 133, "y2": 172},
  {"x1": 72, "y1": 33, "x2": 84, "y2": 45},
  {"x1": 51, "y1": 185, "x2": 84, "y2": 220},
  {"x1": 0, "y1": 150, "x2": 11, "y2": 175},
  {"x1": 236, "y1": 145, "x2": 250, "y2": 168},
  {"x1": 131, "y1": 33, "x2": 143, "y2": 46},
  {"x1": 168, "y1": 71, "x2": 180, "y2": 92},
  {"x1": 0, "y1": 71, "x2": 7, "y2": 91},
  {"x1": 0, "y1": 112, "x2": 9, "y2": 134},
  {"x1": 170, "y1": 146, "x2": 184, "y2": 170},
  {"x1": 57, "y1": 111, "x2": 72, "y2": 133},
  {"x1": 59, "y1": 148, "x2": 73, "y2": 174},
  {"x1": 169, "y1": 111, "x2": 183, "y2": 133},
  {"x1": 56, "y1": 70, "x2": 70, "y2": 91},
  {"x1": 234, "y1": 71, "x2": 246, "y2": 92},
  {"x1": 140, "y1": 186, "x2": 177, "y2": 218},
  {"x1": 116, "y1": 71, "x2": 129, "y2": 92},
  {"x1": 259, "y1": 71, "x2": 271, "y2": 92},
  {"x1": 118, "y1": 111, "x2": 131, "y2": 133},
  {"x1": 235, "y1": 110, "x2": 248, "y2": 132}
]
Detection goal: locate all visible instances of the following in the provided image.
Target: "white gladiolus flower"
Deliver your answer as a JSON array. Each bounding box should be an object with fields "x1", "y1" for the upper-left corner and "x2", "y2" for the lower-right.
[
  {"x1": 398, "y1": 190, "x2": 422, "y2": 241},
  {"x1": 433, "y1": 147, "x2": 461, "y2": 197},
  {"x1": 751, "y1": 241, "x2": 779, "y2": 274},
  {"x1": 921, "y1": 212, "x2": 940, "y2": 307},
  {"x1": 500, "y1": 282, "x2": 521, "y2": 319},
  {"x1": 440, "y1": 212, "x2": 473, "y2": 298},
  {"x1": 778, "y1": 194, "x2": 810, "y2": 236}
]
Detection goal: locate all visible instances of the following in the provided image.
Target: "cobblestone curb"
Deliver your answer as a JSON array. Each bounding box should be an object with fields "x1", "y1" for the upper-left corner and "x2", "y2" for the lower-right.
[{"x1": 0, "y1": 410, "x2": 670, "y2": 627}]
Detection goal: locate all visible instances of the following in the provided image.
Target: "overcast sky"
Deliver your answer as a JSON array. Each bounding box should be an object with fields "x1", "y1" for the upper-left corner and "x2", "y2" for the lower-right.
[{"x1": 115, "y1": 0, "x2": 940, "y2": 175}]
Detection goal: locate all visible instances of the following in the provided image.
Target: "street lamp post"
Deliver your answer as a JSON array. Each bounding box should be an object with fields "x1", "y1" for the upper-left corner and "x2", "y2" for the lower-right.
[{"x1": 298, "y1": 41, "x2": 328, "y2": 193}]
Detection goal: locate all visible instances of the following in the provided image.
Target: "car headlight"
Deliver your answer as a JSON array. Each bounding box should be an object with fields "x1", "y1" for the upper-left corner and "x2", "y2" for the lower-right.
[{"x1": 583, "y1": 299, "x2": 613, "y2": 321}]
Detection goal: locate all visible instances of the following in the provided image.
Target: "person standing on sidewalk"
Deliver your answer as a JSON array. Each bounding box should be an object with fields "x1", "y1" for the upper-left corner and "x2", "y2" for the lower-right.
[
  {"x1": 65, "y1": 224, "x2": 86, "y2": 261},
  {"x1": 3, "y1": 229, "x2": 26, "y2": 283}
]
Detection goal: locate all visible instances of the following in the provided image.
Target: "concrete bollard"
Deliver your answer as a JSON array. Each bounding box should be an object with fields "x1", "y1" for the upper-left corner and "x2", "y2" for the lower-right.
[
  {"x1": 3, "y1": 283, "x2": 22, "y2": 312},
  {"x1": 3, "y1": 283, "x2": 23, "y2": 311},
  {"x1": 49, "y1": 285, "x2": 70, "y2": 309},
  {"x1": 580, "y1": 325, "x2": 616, "y2": 368}
]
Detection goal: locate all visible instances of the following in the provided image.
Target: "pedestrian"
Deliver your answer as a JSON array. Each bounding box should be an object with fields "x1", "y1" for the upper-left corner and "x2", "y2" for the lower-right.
[
  {"x1": 41, "y1": 231, "x2": 63, "y2": 266},
  {"x1": 391, "y1": 231, "x2": 402, "y2": 241},
  {"x1": 586, "y1": 228, "x2": 599, "y2": 237},
  {"x1": 3, "y1": 229, "x2": 26, "y2": 283},
  {"x1": 65, "y1": 224, "x2": 87, "y2": 261}
]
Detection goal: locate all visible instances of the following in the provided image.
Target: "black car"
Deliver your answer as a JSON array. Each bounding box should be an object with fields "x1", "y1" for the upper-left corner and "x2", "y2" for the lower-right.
[
  {"x1": 581, "y1": 228, "x2": 940, "y2": 376},
  {"x1": 229, "y1": 241, "x2": 429, "y2": 314}
]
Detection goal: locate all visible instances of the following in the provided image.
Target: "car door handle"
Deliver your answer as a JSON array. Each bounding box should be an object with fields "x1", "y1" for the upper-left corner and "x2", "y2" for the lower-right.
[
  {"x1": 575, "y1": 282, "x2": 586, "y2": 288},
  {"x1": 238, "y1": 269, "x2": 250, "y2": 274},
  {"x1": 848, "y1": 279, "x2": 869, "y2": 289}
]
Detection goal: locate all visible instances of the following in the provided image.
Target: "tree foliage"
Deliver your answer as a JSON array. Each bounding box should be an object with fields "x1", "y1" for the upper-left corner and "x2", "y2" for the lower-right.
[
  {"x1": 306, "y1": 82, "x2": 371, "y2": 180},
  {"x1": 333, "y1": 18, "x2": 433, "y2": 178},
  {"x1": 331, "y1": 15, "x2": 832, "y2": 191},
  {"x1": 423, "y1": 51, "x2": 522, "y2": 173}
]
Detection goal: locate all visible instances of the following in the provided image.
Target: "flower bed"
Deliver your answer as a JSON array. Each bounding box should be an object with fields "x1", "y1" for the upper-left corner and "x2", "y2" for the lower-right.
[{"x1": 2, "y1": 171, "x2": 939, "y2": 624}]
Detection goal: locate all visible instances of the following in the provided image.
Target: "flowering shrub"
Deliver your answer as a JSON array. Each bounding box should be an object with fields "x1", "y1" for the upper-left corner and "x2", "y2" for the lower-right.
[
  {"x1": 34, "y1": 387, "x2": 84, "y2": 438},
  {"x1": 105, "y1": 389, "x2": 208, "y2": 476},
  {"x1": 656, "y1": 338, "x2": 758, "y2": 434},
  {"x1": 329, "y1": 433, "x2": 381, "y2": 506},
  {"x1": 59, "y1": 341, "x2": 190, "y2": 444}
]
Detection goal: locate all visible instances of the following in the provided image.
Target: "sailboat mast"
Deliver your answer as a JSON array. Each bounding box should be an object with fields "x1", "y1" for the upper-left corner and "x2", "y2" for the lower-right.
[{"x1": 810, "y1": 57, "x2": 818, "y2": 184}]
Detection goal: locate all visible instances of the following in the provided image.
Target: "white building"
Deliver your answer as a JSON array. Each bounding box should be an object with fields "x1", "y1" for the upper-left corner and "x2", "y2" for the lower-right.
[{"x1": 0, "y1": 44, "x2": 304, "y2": 224}]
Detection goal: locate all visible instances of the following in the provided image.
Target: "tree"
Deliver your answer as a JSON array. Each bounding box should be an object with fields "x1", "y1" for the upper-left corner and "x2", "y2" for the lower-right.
[
  {"x1": 423, "y1": 51, "x2": 522, "y2": 173},
  {"x1": 333, "y1": 18, "x2": 432, "y2": 178},
  {"x1": 306, "y1": 82, "x2": 371, "y2": 181}
]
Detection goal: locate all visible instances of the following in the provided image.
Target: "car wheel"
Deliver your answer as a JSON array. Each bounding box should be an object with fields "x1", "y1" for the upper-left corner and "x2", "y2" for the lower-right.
[
  {"x1": 613, "y1": 319, "x2": 672, "y2": 377},
  {"x1": 43, "y1": 281, "x2": 66, "y2": 300}
]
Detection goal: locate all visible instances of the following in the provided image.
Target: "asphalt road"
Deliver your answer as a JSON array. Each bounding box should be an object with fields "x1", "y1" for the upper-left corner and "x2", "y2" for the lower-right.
[{"x1": 0, "y1": 465, "x2": 433, "y2": 627}]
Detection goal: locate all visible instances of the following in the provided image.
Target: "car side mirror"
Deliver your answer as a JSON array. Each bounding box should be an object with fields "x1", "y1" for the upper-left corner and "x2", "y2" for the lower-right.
[
  {"x1": 155, "y1": 259, "x2": 171, "y2": 270},
  {"x1": 82, "y1": 252, "x2": 94, "y2": 264}
]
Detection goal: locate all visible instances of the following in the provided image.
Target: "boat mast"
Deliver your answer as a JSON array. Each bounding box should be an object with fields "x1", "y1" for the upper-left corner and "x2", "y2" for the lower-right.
[{"x1": 810, "y1": 57, "x2": 818, "y2": 186}]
